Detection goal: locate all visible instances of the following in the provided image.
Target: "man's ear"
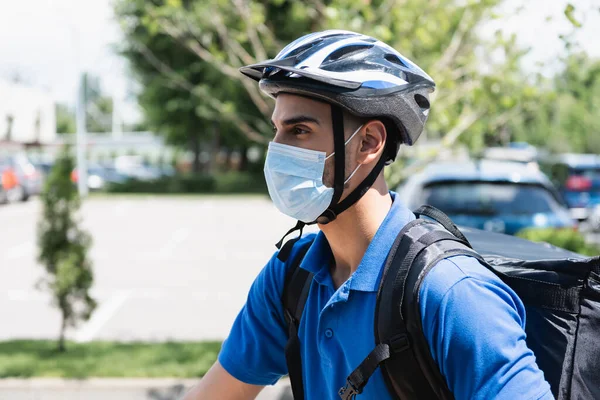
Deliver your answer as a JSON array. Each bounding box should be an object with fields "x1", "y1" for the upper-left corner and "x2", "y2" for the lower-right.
[{"x1": 357, "y1": 120, "x2": 387, "y2": 165}]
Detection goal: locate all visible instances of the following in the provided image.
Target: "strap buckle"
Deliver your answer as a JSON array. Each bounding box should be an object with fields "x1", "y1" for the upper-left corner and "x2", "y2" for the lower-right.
[{"x1": 338, "y1": 380, "x2": 360, "y2": 400}]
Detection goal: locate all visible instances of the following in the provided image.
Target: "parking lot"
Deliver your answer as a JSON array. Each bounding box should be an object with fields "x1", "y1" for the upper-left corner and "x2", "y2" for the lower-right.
[{"x1": 0, "y1": 195, "x2": 312, "y2": 343}]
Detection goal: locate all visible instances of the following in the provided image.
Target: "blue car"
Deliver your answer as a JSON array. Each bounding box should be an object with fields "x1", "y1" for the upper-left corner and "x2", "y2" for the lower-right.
[
  {"x1": 541, "y1": 154, "x2": 600, "y2": 222},
  {"x1": 397, "y1": 160, "x2": 575, "y2": 235}
]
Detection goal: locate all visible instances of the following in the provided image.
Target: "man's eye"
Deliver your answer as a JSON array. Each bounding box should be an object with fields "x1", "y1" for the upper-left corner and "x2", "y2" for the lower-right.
[{"x1": 293, "y1": 127, "x2": 309, "y2": 135}]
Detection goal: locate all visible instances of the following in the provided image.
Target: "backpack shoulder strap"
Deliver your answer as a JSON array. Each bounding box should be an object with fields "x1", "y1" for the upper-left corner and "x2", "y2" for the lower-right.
[
  {"x1": 359, "y1": 211, "x2": 477, "y2": 400},
  {"x1": 281, "y1": 237, "x2": 314, "y2": 400},
  {"x1": 339, "y1": 219, "x2": 472, "y2": 400}
]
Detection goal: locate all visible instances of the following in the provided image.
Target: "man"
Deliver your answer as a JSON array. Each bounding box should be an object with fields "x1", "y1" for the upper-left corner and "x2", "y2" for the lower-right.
[{"x1": 184, "y1": 30, "x2": 552, "y2": 399}]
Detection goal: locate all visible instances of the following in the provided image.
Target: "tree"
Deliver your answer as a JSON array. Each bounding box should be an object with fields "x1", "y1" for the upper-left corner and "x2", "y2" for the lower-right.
[
  {"x1": 37, "y1": 146, "x2": 96, "y2": 352},
  {"x1": 56, "y1": 104, "x2": 76, "y2": 134},
  {"x1": 508, "y1": 53, "x2": 600, "y2": 154},
  {"x1": 116, "y1": 0, "x2": 274, "y2": 173},
  {"x1": 116, "y1": 0, "x2": 547, "y2": 183}
]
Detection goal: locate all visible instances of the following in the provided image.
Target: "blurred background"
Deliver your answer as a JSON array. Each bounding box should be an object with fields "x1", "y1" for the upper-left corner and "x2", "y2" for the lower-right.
[{"x1": 0, "y1": 0, "x2": 599, "y2": 398}]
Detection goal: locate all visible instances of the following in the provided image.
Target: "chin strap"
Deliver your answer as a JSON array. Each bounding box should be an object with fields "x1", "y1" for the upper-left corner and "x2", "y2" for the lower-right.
[
  {"x1": 327, "y1": 152, "x2": 387, "y2": 218},
  {"x1": 319, "y1": 105, "x2": 388, "y2": 224}
]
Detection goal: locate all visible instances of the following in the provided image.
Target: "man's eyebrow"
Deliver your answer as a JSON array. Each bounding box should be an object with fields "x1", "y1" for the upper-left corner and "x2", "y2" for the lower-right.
[{"x1": 271, "y1": 115, "x2": 321, "y2": 127}]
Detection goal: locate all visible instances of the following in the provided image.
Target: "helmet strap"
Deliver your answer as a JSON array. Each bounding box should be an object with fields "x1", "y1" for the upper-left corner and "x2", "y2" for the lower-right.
[
  {"x1": 318, "y1": 105, "x2": 388, "y2": 224},
  {"x1": 317, "y1": 105, "x2": 347, "y2": 223}
]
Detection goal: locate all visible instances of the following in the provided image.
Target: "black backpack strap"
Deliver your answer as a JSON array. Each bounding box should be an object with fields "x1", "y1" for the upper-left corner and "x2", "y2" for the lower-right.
[
  {"x1": 282, "y1": 239, "x2": 314, "y2": 400},
  {"x1": 339, "y1": 335, "x2": 410, "y2": 399},
  {"x1": 414, "y1": 205, "x2": 471, "y2": 247},
  {"x1": 369, "y1": 211, "x2": 476, "y2": 400},
  {"x1": 336, "y1": 221, "x2": 468, "y2": 399}
]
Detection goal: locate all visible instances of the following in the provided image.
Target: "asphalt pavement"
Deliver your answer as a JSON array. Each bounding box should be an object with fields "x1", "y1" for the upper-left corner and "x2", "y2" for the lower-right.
[
  {"x1": 0, "y1": 195, "x2": 313, "y2": 342},
  {"x1": 2, "y1": 196, "x2": 599, "y2": 342}
]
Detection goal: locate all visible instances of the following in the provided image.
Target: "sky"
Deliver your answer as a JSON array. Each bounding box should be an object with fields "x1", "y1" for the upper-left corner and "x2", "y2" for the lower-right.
[{"x1": 0, "y1": 0, "x2": 598, "y2": 124}]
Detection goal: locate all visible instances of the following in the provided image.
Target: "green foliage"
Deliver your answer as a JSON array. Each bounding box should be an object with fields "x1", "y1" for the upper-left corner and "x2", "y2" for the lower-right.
[
  {"x1": 55, "y1": 74, "x2": 115, "y2": 134},
  {"x1": 564, "y1": 4, "x2": 581, "y2": 28},
  {"x1": 516, "y1": 228, "x2": 600, "y2": 257},
  {"x1": 107, "y1": 175, "x2": 216, "y2": 193},
  {"x1": 0, "y1": 340, "x2": 220, "y2": 378},
  {"x1": 84, "y1": 74, "x2": 114, "y2": 134},
  {"x1": 115, "y1": 0, "x2": 599, "y2": 187},
  {"x1": 115, "y1": 0, "x2": 547, "y2": 184},
  {"x1": 37, "y1": 146, "x2": 96, "y2": 352},
  {"x1": 509, "y1": 53, "x2": 600, "y2": 154},
  {"x1": 213, "y1": 171, "x2": 267, "y2": 193},
  {"x1": 105, "y1": 172, "x2": 267, "y2": 194},
  {"x1": 56, "y1": 104, "x2": 76, "y2": 134}
]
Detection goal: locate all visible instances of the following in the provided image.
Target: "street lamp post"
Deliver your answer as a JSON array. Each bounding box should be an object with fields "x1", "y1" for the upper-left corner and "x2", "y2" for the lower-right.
[{"x1": 76, "y1": 73, "x2": 88, "y2": 197}]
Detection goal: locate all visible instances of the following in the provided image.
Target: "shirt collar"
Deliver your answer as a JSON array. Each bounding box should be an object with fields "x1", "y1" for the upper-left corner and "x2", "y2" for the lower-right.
[{"x1": 299, "y1": 191, "x2": 415, "y2": 292}]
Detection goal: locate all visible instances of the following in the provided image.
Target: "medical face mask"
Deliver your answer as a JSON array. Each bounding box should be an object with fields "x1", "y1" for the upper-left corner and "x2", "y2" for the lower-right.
[{"x1": 264, "y1": 125, "x2": 363, "y2": 223}]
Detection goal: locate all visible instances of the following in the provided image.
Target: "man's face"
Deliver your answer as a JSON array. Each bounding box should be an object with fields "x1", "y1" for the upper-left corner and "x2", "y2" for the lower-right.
[{"x1": 271, "y1": 93, "x2": 362, "y2": 188}]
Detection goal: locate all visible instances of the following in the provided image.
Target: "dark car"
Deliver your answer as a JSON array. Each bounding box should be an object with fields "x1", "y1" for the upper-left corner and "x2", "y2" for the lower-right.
[
  {"x1": 397, "y1": 160, "x2": 575, "y2": 235},
  {"x1": 540, "y1": 154, "x2": 600, "y2": 222}
]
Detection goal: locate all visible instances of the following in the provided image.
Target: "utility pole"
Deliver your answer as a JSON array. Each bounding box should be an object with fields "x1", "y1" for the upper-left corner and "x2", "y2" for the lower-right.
[
  {"x1": 112, "y1": 94, "x2": 122, "y2": 139},
  {"x1": 76, "y1": 73, "x2": 88, "y2": 197}
]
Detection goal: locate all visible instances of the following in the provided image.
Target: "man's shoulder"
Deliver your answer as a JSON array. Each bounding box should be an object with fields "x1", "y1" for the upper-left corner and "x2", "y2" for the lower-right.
[{"x1": 418, "y1": 254, "x2": 514, "y2": 316}]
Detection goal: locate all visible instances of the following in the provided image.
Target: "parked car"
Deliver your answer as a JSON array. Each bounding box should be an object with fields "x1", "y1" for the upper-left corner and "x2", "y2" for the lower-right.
[
  {"x1": 0, "y1": 153, "x2": 43, "y2": 202},
  {"x1": 31, "y1": 160, "x2": 55, "y2": 177},
  {"x1": 0, "y1": 177, "x2": 7, "y2": 205},
  {"x1": 587, "y1": 204, "x2": 600, "y2": 232},
  {"x1": 113, "y1": 156, "x2": 164, "y2": 181},
  {"x1": 72, "y1": 164, "x2": 129, "y2": 191},
  {"x1": 482, "y1": 145, "x2": 540, "y2": 170},
  {"x1": 397, "y1": 160, "x2": 575, "y2": 235},
  {"x1": 539, "y1": 154, "x2": 600, "y2": 222}
]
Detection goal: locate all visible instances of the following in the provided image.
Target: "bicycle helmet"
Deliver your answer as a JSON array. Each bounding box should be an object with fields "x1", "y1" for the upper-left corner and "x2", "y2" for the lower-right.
[{"x1": 240, "y1": 30, "x2": 435, "y2": 247}]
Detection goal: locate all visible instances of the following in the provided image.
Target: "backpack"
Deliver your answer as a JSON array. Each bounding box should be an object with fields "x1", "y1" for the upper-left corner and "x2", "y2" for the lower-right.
[{"x1": 280, "y1": 205, "x2": 600, "y2": 400}]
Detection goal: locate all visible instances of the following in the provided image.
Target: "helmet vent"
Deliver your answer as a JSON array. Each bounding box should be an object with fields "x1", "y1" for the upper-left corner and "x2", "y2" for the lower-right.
[
  {"x1": 285, "y1": 39, "x2": 323, "y2": 59},
  {"x1": 414, "y1": 93, "x2": 430, "y2": 114},
  {"x1": 384, "y1": 54, "x2": 409, "y2": 68},
  {"x1": 324, "y1": 44, "x2": 373, "y2": 63}
]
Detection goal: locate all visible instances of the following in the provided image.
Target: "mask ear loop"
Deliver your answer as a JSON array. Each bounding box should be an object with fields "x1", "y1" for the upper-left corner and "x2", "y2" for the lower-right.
[
  {"x1": 325, "y1": 123, "x2": 364, "y2": 161},
  {"x1": 344, "y1": 164, "x2": 361, "y2": 185}
]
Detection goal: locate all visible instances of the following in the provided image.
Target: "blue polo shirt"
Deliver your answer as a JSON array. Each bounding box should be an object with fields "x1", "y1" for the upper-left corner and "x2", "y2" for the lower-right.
[{"x1": 219, "y1": 193, "x2": 553, "y2": 399}]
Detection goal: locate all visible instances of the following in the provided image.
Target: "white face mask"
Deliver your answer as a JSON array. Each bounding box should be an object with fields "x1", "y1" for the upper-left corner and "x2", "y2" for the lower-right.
[{"x1": 263, "y1": 125, "x2": 363, "y2": 223}]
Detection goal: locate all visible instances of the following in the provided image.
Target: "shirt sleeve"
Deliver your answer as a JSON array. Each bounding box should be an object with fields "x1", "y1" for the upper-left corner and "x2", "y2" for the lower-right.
[
  {"x1": 420, "y1": 256, "x2": 554, "y2": 400},
  {"x1": 218, "y1": 237, "x2": 314, "y2": 385}
]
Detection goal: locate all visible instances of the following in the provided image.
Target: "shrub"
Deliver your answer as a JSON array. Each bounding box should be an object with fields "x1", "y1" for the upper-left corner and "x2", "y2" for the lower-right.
[
  {"x1": 37, "y1": 146, "x2": 96, "y2": 352},
  {"x1": 105, "y1": 172, "x2": 266, "y2": 194},
  {"x1": 516, "y1": 228, "x2": 600, "y2": 257}
]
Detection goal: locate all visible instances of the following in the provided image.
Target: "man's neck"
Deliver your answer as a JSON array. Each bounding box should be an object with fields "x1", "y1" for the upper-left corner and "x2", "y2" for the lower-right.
[{"x1": 318, "y1": 178, "x2": 392, "y2": 289}]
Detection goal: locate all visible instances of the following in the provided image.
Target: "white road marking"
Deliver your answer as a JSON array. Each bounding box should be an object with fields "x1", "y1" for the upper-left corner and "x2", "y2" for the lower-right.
[
  {"x1": 73, "y1": 290, "x2": 132, "y2": 343},
  {"x1": 158, "y1": 228, "x2": 190, "y2": 259}
]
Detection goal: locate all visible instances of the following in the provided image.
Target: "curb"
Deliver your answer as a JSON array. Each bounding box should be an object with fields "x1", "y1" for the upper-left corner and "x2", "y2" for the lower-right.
[{"x1": 0, "y1": 378, "x2": 292, "y2": 400}]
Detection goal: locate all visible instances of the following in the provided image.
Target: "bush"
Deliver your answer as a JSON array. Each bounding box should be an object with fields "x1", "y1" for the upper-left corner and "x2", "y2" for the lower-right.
[
  {"x1": 214, "y1": 172, "x2": 267, "y2": 194},
  {"x1": 37, "y1": 146, "x2": 96, "y2": 352},
  {"x1": 106, "y1": 172, "x2": 266, "y2": 195},
  {"x1": 516, "y1": 228, "x2": 600, "y2": 256}
]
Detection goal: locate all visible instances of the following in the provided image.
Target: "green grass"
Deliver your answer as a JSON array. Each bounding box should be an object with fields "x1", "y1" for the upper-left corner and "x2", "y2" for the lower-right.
[{"x1": 0, "y1": 340, "x2": 221, "y2": 379}]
